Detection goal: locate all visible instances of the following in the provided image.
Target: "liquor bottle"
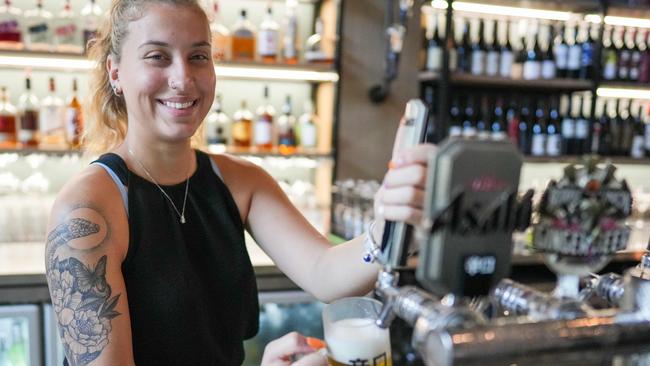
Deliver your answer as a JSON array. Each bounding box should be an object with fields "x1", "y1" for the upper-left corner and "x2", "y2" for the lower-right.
[
  {"x1": 499, "y1": 21, "x2": 514, "y2": 78},
  {"x1": 611, "y1": 99, "x2": 624, "y2": 155},
  {"x1": 0, "y1": 0, "x2": 22, "y2": 49},
  {"x1": 597, "y1": 99, "x2": 613, "y2": 156},
  {"x1": 446, "y1": 18, "x2": 458, "y2": 73},
  {"x1": 523, "y1": 27, "x2": 542, "y2": 80},
  {"x1": 629, "y1": 29, "x2": 643, "y2": 82},
  {"x1": 448, "y1": 94, "x2": 462, "y2": 137},
  {"x1": 579, "y1": 24, "x2": 596, "y2": 80},
  {"x1": 18, "y1": 76, "x2": 39, "y2": 147},
  {"x1": 621, "y1": 99, "x2": 636, "y2": 155},
  {"x1": 602, "y1": 26, "x2": 618, "y2": 81},
  {"x1": 0, "y1": 87, "x2": 17, "y2": 148},
  {"x1": 590, "y1": 98, "x2": 604, "y2": 155},
  {"x1": 491, "y1": 96, "x2": 507, "y2": 140},
  {"x1": 485, "y1": 20, "x2": 500, "y2": 76},
  {"x1": 277, "y1": 95, "x2": 296, "y2": 154},
  {"x1": 304, "y1": 18, "x2": 333, "y2": 64},
  {"x1": 24, "y1": 0, "x2": 52, "y2": 51},
  {"x1": 506, "y1": 97, "x2": 520, "y2": 143},
  {"x1": 470, "y1": 19, "x2": 486, "y2": 76},
  {"x1": 531, "y1": 99, "x2": 547, "y2": 156},
  {"x1": 65, "y1": 78, "x2": 83, "y2": 148},
  {"x1": 283, "y1": 0, "x2": 299, "y2": 64},
  {"x1": 53, "y1": 0, "x2": 82, "y2": 54},
  {"x1": 639, "y1": 31, "x2": 650, "y2": 83},
  {"x1": 561, "y1": 94, "x2": 575, "y2": 155},
  {"x1": 462, "y1": 95, "x2": 477, "y2": 138},
  {"x1": 554, "y1": 24, "x2": 569, "y2": 78},
  {"x1": 546, "y1": 96, "x2": 562, "y2": 157},
  {"x1": 258, "y1": 5, "x2": 279, "y2": 63},
  {"x1": 232, "y1": 100, "x2": 253, "y2": 147},
  {"x1": 80, "y1": 0, "x2": 102, "y2": 52},
  {"x1": 39, "y1": 77, "x2": 65, "y2": 148},
  {"x1": 574, "y1": 94, "x2": 590, "y2": 155},
  {"x1": 425, "y1": 17, "x2": 442, "y2": 72},
  {"x1": 232, "y1": 10, "x2": 256, "y2": 62},
  {"x1": 567, "y1": 24, "x2": 582, "y2": 79},
  {"x1": 456, "y1": 19, "x2": 471, "y2": 73},
  {"x1": 511, "y1": 37, "x2": 526, "y2": 80},
  {"x1": 541, "y1": 24, "x2": 556, "y2": 79},
  {"x1": 618, "y1": 28, "x2": 632, "y2": 81},
  {"x1": 518, "y1": 98, "x2": 532, "y2": 154},
  {"x1": 631, "y1": 103, "x2": 645, "y2": 158},
  {"x1": 298, "y1": 100, "x2": 318, "y2": 149},
  {"x1": 204, "y1": 93, "x2": 230, "y2": 151},
  {"x1": 209, "y1": 0, "x2": 231, "y2": 62},
  {"x1": 254, "y1": 86, "x2": 275, "y2": 149},
  {"x1": 476, "y1": 95, "x2": 489, "y2": 139}
]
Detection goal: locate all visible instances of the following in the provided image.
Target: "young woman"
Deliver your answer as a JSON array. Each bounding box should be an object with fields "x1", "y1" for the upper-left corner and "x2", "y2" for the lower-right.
[{"x1": 44, "y1": 1, "x2": 433, "y2": 365}]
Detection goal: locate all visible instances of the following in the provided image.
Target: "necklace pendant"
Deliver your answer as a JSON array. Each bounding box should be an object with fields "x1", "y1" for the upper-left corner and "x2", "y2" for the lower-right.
[{"x1": 180, "y1": 215, "x2": 186, "y2": 224}]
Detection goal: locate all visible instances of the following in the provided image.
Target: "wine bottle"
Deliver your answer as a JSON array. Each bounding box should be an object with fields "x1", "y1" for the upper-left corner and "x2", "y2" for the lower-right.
[
  {"x1": 506, "y1": 97, "x2": 520, "y2": 144},
  {"x1": 631, "y1": 103, "x2": 645, "y2": 158},
  {"x1": 477, "y1": 95, "x2": 489, "y2": 139},
  {"x1": 618, "y1": 28, "x2": 632, "y2": 81},
  {"x1": 470, "y1": 19, "x2": 486, "y2": 76},
  {"x1": 457, "y1": 19, "x2": 471, "y2": 73},
  {"x1": 426, "y1": 16, "x2": 442, "y2": 72},
  {"x1": 598, "y1": 99, "x2": 613, "y2": 156},
  {"x1": 611, "y1": 99, "x2": 624, "y2": 155},
  {"x1": 629, "y1": 28, "x2": 642, "y2": 82},
  {"x1": 621, "y1": 99, "x2": 636, "y2": 155},
  {"x1": 511, "y1": 36, "x2": 526, "y2": 80},
  {"x1": 579, "y1": 23, "x2": 596, "y2": 80},
  {"x1": 554, "y1": 23, "x2": 569, "y2": 78},
  {"x1": 523, "y1": 25, "x2": 542, "y2": 80},
  {"x1": 449, "y1": 94, "x2": 462, "y2": 137},
  {"x1": 541, "y1": 24, "x2": 557, "y2": 79},
  {"x1": 591, "y1": 98, "x2": 604, "y2": 155},
  {"x1": 574, "y1": 94, "x2": 590, "y2": 155},
  {"x1": 561, "y1": 94, "x2": 575, "y2": 155},
  {"x1": 639, "y1": 31, "x2": 650, "y2": 83},
  {"x1": 546, "y1": 96, "x2": 562, "y2": 157},
  {"x1": 602, "y1": 26, "x2": 618, "y2": 81},
  {"x1": 531, "y1": 98, "x2": 547, "y2": 156},
  {"x1": 499, "y1": 20, "x2": 514, "y2": 78},
  {"x1": 491, "y1": 95, "x2": 507, "y2": 140},
  {"x1": 567, "y1": 24, "x2": 582, "y2": 79},
  {"x1": 462, "y1": 94, "x2": 477, "y2": 137},
  {"x1": 485, "y1": 20, "x2": 500, "y2": 76},
  {"x1": 518, "y1": 97, "x2": 532, "y2": 154}
]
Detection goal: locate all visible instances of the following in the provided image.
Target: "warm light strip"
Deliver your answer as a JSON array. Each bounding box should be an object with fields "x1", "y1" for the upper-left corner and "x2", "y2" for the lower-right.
[
  {"x1": 597, "y1": 87, "x2": 650, "y2": 100},
  {"x1": 604, "y1": 16, "x2": 650, "y2": 29},
  {"x1": 0, "y1": 55, "x2": 94, "y2": 71},
  {"x1": 431, "y1": 0, "x2": 572, "y2": 21},
  {"x1": 214, "y1": 65, "x2": 339, "y2": 82},
  {"x1": 0, "y1": 54, "x2": 338, "y2": 82}
]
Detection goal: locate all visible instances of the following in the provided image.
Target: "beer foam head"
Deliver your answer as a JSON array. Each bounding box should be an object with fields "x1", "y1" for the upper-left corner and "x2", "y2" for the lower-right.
[{"x1": 325, "y1": 318, "x2": 391, "y2": 363}]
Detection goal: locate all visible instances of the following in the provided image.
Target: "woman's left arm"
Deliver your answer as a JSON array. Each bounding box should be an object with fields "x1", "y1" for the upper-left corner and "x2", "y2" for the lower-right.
[{"x1": 242, "y1": 144, "x2": 435, "y2": 302}]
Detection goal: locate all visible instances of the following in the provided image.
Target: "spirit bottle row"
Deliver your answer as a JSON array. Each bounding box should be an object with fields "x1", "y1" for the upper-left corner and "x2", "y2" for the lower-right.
[
  {"x1": 0, "y1": 0, "x2": 102, "y2": 53},
  {"x1": 0, "y1": 76, "x2": 83, "y2": 149},
  {"x1": 210, "y1": 0, "x2": 333, "y2": 64},
  {"x1": 204, "y1": 88, "x2": 320, "y2": 154},
  {"x1": 442, "y1": 91, "x2": 650, "y2": 158},
  {"x1": 423, "y1": 14, "x2": 598, "y2": 81}
]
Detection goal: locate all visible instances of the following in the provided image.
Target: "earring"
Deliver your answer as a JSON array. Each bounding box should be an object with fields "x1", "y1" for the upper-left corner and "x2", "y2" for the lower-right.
[{"x1": 112, "y1": 84, "x2": 123, "y2": 96}]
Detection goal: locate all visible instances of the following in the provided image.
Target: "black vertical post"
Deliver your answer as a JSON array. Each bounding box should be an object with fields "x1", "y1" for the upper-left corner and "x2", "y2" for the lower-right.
[{"x1": 435, "y1": 0, "x2": 454, "y2": 143}]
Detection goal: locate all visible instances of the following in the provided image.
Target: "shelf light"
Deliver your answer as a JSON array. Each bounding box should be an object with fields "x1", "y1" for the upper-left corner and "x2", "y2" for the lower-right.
[
  {"x1": 0, "y1": 54, "x2": 93, "y2": 71},
  {"x1": 214, "y1": 65, "x2": 339, "y2": 82},
  {"x1": 597, "y1": 87, "x2": 650, "y2": 100},
  {"x1": 604, "y1": 16, "x2": 650, "y2": 29},
  {"x1": 430, "y1": 0, "x2": 572, "y2": 21}
]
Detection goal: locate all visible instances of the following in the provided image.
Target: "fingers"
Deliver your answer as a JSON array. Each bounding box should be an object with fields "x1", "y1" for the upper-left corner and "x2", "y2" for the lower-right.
[
  {"x1": 379, "y1": 205, "x2": 423, "y2": 224},
  {"x1": 391, "y1": 143, "x2": 437, "y2": 168},
  {"x1": 381, "y1": 186, "x2": 425, "y2": 209},
  {"x1": 292, "y1": 350, "x2": 328, "y2": 366},
  {"x1": 383, "y1": 164, "x2": 428, "y2": 189},
  {"x1": 261, "y1": 332, "x2": 314, "y2": 366}
]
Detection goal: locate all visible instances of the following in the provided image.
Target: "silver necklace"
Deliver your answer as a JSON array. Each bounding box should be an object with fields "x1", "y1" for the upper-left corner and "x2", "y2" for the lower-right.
[{"x1": 127, "y1": 148, "x2": 190, "y2": 224}]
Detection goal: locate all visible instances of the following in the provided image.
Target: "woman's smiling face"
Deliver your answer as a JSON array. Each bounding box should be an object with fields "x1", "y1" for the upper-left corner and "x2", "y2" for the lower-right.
[{"x1": 110, "y1": 3, "x2": 216, "y2": 143}]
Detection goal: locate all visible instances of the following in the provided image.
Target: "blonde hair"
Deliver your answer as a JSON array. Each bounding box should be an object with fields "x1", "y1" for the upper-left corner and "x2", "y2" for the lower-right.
[{"x1": 83, "y1": 0, "x2": 208, "y2": 154}]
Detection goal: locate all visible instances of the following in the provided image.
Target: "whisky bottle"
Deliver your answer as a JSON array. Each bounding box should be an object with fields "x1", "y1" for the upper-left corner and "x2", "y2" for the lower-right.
[
  {"x1": 24, "y1": 0, "x2": 52, "y2": 51},
  {"x1": 18, "y1": 76, "x2": 39, "y2": 148},
  {"x1": 204, "y1": 94, "x2": 230, "y2": 151},
  {"x1": 283, "y1": 0, "x2": 299, "y2": 64},
  {"x1": 277, "y1": 95, "x2": 296, "y2": 154},
  {"x1": 305, "y1": 18, "x2": 333, "y2": 64},
  {"x1": 0, "y1": 0, "x2": 22, "y2": 49},
  {"x1": 53, "y1": 0, "x2": 82, "y2": 54},
  {"x1": 39, "y1": 77, "x2": 65, "y2": 148},
  {"x1": 254, "y1": 86, "x2": 275, "y2": 149},
  {"x1": 0, "y1": 87, "x2": 17, "y2": 148},
  {"x1": 298, "y1": 100, "x2": 318, "y2": 149},
  {"x1": 232, "y1": 10, "x2": 256, "y2": 62},
  {"x1": 80, "y1": 0, "x2": 102, "y2": 52},
  {"x1": 209, "y1": 0, "x2": 231, "y2": 62},
  {"x1": 258, "y1": 5, "x2": 279, "y2": 63},
  {"x1": 65, "y1": 78, "x2": 83, "y2": 148},
  {"x1": 232, "y1": 100, "x2": 253, "y2": 147}
]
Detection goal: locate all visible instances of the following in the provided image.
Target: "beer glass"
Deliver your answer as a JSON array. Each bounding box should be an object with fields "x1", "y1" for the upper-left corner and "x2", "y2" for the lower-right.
[{"x1": 322, "y1": 297, "x2": 392, "y2": 366}]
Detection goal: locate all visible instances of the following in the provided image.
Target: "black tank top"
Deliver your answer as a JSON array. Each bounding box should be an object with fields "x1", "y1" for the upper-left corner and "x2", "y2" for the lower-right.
[{"x1": 90, "y1": 150, "x2": 259, "y2": 365}]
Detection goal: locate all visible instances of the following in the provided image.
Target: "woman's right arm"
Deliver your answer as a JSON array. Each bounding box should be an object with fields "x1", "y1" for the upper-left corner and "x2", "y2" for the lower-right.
[{"x1": 45, "y1": 167, "x2": 134, "y2": 365}]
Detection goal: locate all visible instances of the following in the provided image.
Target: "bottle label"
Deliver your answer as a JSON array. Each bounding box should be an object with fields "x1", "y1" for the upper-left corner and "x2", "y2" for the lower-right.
[
  {"x1": 28, "y1": 23, "x2": 49, "y2": 44},
  {"x1": 575, "y1": 118, "x2": 589, "y2": 138},
  {"x1": 254, "y1": 120, "x2": 273, "y2": 145},
  {"x1": 486, "y1": 51, "x2": 499, "y2": 76},
  {"x1": 426, "y1": 46, "x2": 442, "y2": 71},
  {"x1": 470, "y1": 51, "x2": 485, "y2": 75},
  {"x1": 40, "y1": 105, "x2": 63, "y2": 135},
  {"x1": 448, "y1": 48, "x2": 458, "y2": 72},
  {"x1": 283, "y1": 18, "x2": 298, "y2": 59},
  {"x1": 603, "y1": 61, "x2": 617, "y2": 80},
  {"x1": 531, "y1": 134, "x2": 546, "y2": 156},
  {"x1": 542, "y1": 60, "x2": 556, "y2": 79},
  {"x1": 632, "y1": 136, "x2": 645, "y2": 158},
  {"x1": 499, "y1": 51, "x2": 513, "y2": 77},
  {"x1": 523, "y1": 61, "x2": 541, "y2": 80},
  {"x1": 258, "y1": 29, "x2": 278, "y2": 56},
  {"x1": 546, "y1": 134, "x2": 561, "y2": 156},
  {"x1": 300, "y1": 124, "x2": 317, "y2": 148},
  {"x1": 562, "y1": 118, "x2": 575, "y2": 138},
  {"x1": 581, "y1": 43, "x2": 593, "y2": 66},
  {"x1": 554, "y1": 44, "x2": 569, "y2": 69},
  {"x1": 567, "y1": 45, "x2": 582, "y2": 70}
]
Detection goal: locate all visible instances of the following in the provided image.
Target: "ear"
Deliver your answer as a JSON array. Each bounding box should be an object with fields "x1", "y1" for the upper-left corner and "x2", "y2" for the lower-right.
[{"x1": 106, "y1": 54, "x2": 119, "y2": 84}]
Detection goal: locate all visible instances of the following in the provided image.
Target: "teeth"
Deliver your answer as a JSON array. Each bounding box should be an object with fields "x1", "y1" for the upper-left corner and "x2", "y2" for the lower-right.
[{"x1": 163, "y1": 100, "x2": 194, "y2": 109}]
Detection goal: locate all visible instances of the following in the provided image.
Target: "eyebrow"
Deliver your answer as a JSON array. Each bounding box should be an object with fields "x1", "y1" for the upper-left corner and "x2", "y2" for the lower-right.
[{"x1": 138, "y1": 40, "x2": 211, "y2": 49}]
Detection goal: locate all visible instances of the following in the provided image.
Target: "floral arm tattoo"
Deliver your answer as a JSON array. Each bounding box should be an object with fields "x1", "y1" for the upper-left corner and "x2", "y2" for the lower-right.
[{"x1": 46, "y1": 210, "x2": 122, "y2": 366}]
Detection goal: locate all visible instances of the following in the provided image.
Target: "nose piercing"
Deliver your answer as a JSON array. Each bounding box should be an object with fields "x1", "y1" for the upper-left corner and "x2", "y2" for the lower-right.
[{"x1": 169, "y1": 80, "x2": 178, "y2": 90}]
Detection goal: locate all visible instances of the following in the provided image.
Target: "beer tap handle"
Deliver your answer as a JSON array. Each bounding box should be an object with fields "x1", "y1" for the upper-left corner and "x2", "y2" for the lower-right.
[{"x1": 375, "y1": 269, "x2": 400, "y2": 329}]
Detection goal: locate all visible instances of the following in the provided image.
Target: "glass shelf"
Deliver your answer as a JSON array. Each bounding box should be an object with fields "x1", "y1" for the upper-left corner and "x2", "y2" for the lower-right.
[{"x1": 420, "y1": 72, "x2": 594, "y2": 91}]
